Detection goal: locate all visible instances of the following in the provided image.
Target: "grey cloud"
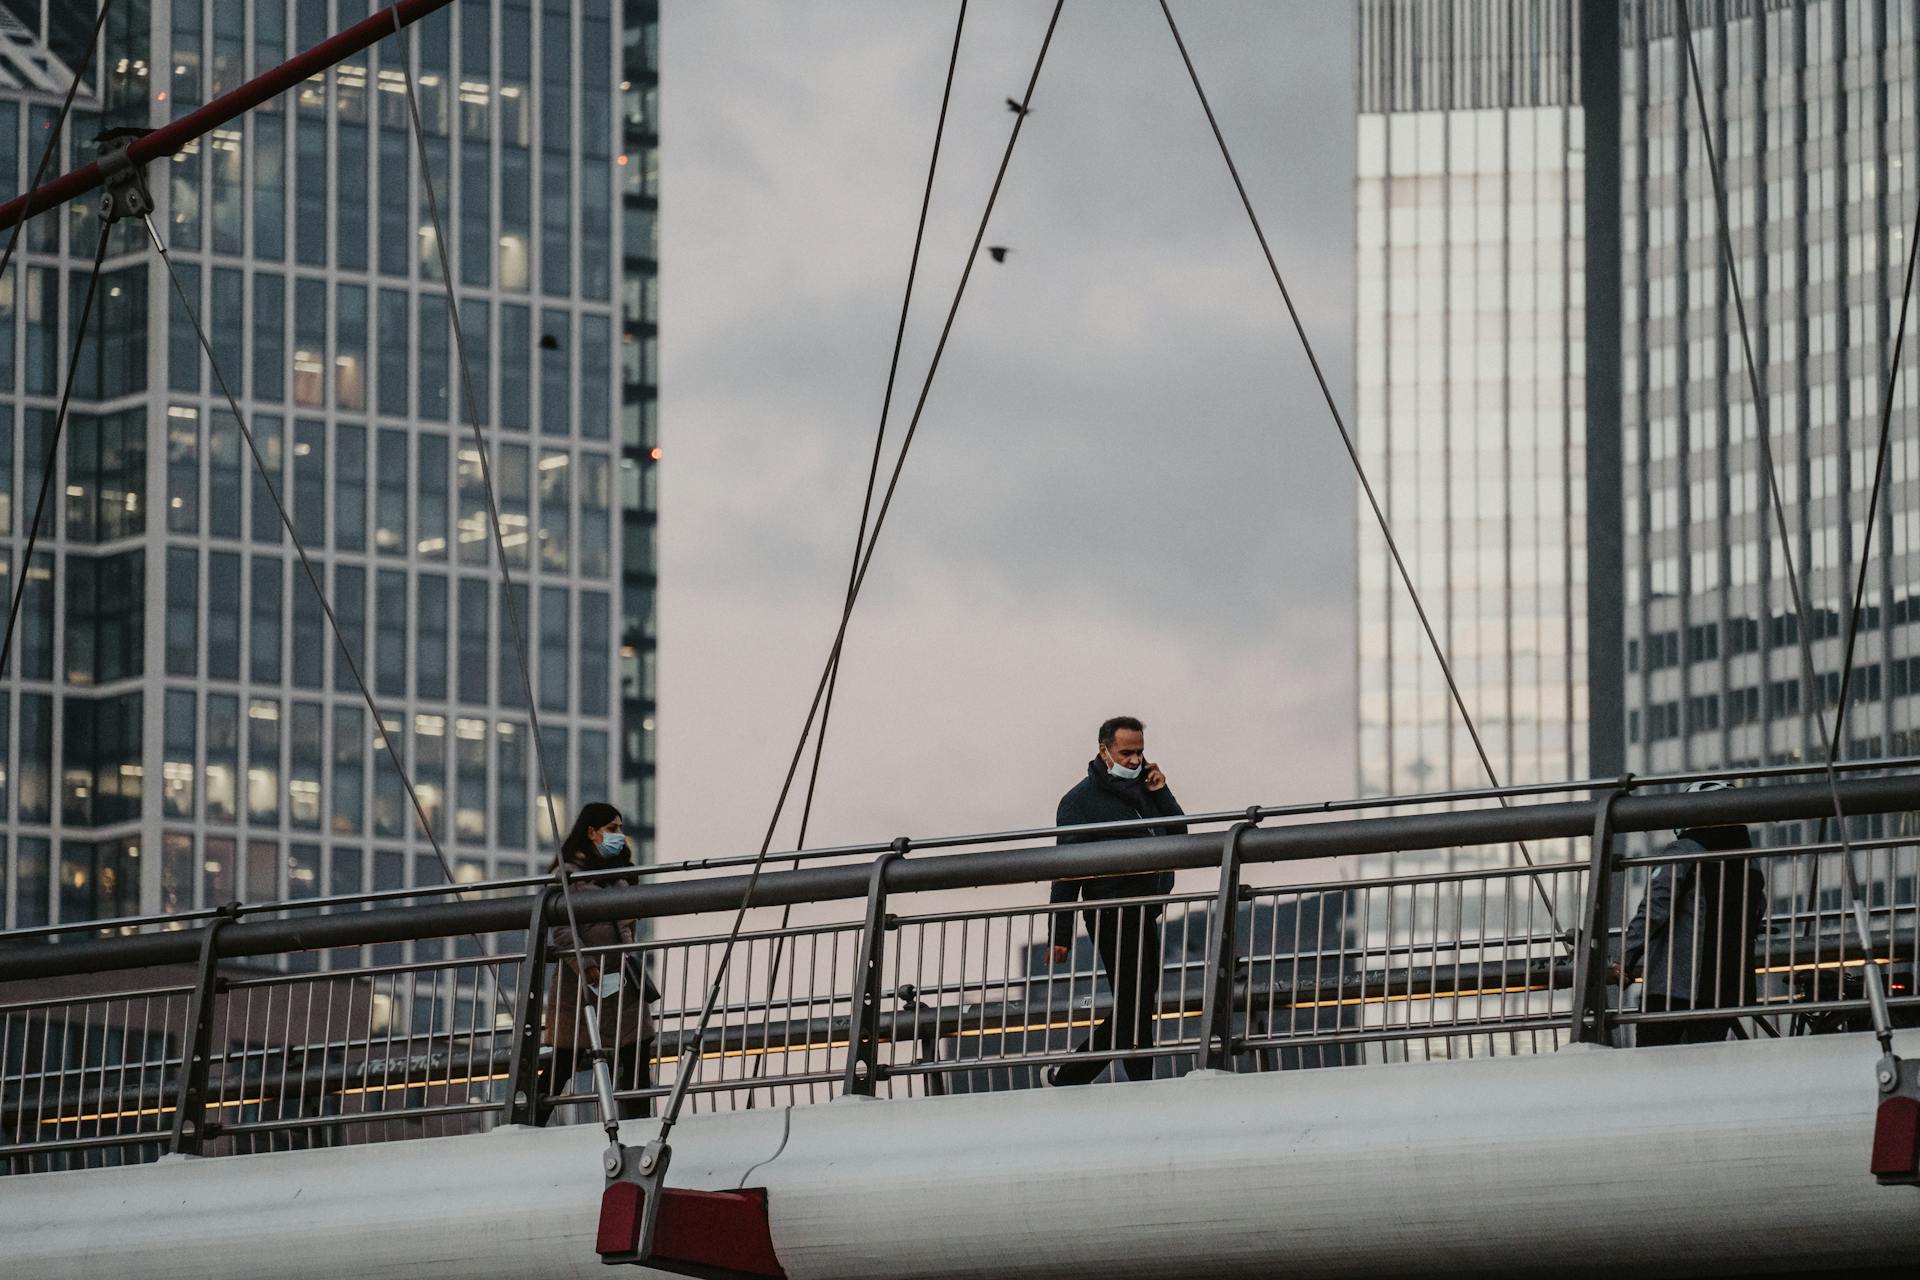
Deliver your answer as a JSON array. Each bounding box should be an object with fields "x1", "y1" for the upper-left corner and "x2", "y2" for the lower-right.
[{"x1": 659, "y1": 2, "x2": 1359, "y2": 857}]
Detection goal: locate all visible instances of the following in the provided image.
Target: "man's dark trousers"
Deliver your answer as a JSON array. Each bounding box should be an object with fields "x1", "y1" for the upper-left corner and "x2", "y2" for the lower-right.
[{"x1": 1053, "y1": 904, "x2": 1160, "y2": 1085}]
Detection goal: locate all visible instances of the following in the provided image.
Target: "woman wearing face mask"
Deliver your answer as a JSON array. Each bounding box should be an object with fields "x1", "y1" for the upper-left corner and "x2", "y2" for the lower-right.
[{"x1": 539, "y1": 801, "x2": 659, "y2": 1123}]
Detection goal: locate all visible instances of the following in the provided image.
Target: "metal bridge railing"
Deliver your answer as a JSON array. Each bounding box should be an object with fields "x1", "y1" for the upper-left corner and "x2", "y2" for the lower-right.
[{"x1": 4, "y1": 771, "x2": 1920, "y2": 1172}]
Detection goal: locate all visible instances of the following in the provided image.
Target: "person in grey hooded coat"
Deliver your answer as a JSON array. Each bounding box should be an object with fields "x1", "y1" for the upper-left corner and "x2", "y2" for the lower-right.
[{"x1": 1615, "y1": 782, "x2": 1766, "y2": 1046}]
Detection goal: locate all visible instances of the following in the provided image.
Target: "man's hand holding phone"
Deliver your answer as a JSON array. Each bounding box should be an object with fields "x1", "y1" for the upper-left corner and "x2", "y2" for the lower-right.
[{"x1": 1143, "y1": 762, "x2": 1167, "y2": 792}]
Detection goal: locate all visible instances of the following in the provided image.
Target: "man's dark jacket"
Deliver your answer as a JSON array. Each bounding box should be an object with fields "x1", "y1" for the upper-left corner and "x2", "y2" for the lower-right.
[{"x1": 1049, "y1": 760, "x2": 1187, "y2": 948}]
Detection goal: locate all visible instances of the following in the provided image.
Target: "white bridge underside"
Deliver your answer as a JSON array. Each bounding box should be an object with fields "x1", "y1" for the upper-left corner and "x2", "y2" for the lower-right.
[{"x1": 9, "y1": 1031, "x2": 1920, "y2": 1279}]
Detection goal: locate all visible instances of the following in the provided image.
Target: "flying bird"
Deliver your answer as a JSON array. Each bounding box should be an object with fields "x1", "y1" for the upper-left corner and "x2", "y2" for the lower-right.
[
  {"x1": 1004, "y1": 97, "x2": 1030, "y2": 117},
  {"x1": 987, "y1": 246, "x2": 1012, "y2": 263}
]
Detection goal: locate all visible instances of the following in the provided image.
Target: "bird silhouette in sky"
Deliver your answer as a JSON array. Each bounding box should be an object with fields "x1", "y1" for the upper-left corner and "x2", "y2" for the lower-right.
[
  {"x1": 987, "y1": 246, "x2": 1011, "y2": 263},
  {"x1": 1004, "y1": 97, "x2": 1030, "y2": 117}
]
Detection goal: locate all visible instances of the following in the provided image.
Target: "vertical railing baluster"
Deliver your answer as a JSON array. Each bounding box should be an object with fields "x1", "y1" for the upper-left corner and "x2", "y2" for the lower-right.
[
  {"x1": 500, "y1": 887, "x2": 556, "y2": 1126},
  {"x1": 841, "y1": 839, "x2": 908, "y2": 1097},
  {"x1": 169, "y1": 902, "x2": 238, "y2": 1156},
  {"x1": 1569, "y1": 782, "x2": 1632, "y2": 1045},
  {"x1": 1197, "y1": 821, "x2": 1255, "y2": 1073}
]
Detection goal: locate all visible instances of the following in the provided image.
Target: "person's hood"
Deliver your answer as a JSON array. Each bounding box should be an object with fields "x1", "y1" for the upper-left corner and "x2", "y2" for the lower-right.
[{"x1": 1675, "y1": 823, "x2": 1752, "y2": 851}]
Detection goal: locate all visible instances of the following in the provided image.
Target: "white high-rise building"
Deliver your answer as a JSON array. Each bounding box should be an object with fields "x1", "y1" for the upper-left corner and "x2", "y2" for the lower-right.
[{"x1": 1354, "y1": 0, "x2": 1590, "y2": 865}]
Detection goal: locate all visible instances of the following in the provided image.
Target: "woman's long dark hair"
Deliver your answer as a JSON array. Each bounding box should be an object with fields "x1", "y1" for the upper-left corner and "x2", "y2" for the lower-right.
[{"x1": 554, "y1": 801, "x2": 627, "y2": 872}]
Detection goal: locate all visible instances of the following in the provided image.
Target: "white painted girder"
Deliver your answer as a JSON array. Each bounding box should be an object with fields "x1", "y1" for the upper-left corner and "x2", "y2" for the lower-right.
[{"x1": 7, "y1": 1031, "x2": 1919, "y2": 1279}]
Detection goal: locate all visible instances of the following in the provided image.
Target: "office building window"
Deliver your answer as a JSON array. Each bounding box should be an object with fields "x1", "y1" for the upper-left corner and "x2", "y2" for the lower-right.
[
  {"x1": 206, "y1": 551, "x2": 242, "y2": 679},
  {"x1": 417, "y1": 573, "x2": 449, "y2": 700},
  {"x1": 164, "y1": 688, "x2": 196, "y2": 819},
  {"x1": 378, "y1": 287, "x2": 410, "y2": 417},
  {"x1": 497, "y1": 719, "x2": 527, "y2": 848},
  {"x1": 250, "y1": 556, "x2": 284, "y2": 683},
  {"x1": 336, "y1": 422, "x2": 368, "y2": 551},
  {"x1": 376, "y1": 569, "x2": 409, "y2": 698},
  {"x1": 334, "y1": 564, "x2": 367, "y2": 694},
  {"x1": 417, "y1": 433, "x2": 449, "y2": 558},
  {"x1": 205, "y1": 693, "x2": 240, "y2": 824},
  {"x1": 455, "y1": 716, "x2": 487, "y2": 844},
  {"x1": 458, "y1": 577, "x2": 489, "y2": 704},
  {"x1": 253, "y1": 273, "x2": 286, "y2": 403},
  {"x1": 167, "y1": 405, "x2": 200, "y2": 534},
  {"x1": 376, "y1": 428, "x2": 409, "y2": 554},
  {"x1": 289, "y1": 702, "x2": 322, "y2": 830},
  {"x1": 538, "y1": 448, "x2": 569, "y2": 572},
  {"x1": 166, "y1": 547, "x2": 198, "y2": 676},
  {"x1": 333, "y1": 704, "x2": 365, "y2": 836}
]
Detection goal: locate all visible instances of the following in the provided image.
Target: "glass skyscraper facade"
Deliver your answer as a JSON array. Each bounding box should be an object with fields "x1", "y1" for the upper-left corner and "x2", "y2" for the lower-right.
[
  {"x1": 1354, "y1": 0, "x2": 1589, "y2": 863},
  {"x1": 1621, "y1": 0, "x2": 1920, "y2": 799},
  {"x1": 0, "y1": 0, "x2": 657, "y2": 932}
]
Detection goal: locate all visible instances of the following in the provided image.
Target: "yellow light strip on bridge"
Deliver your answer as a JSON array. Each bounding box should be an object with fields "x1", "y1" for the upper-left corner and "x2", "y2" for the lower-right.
[
  {"x1": 40, "y1": 1072, "x2": 514, "y2": 1127},
  {"x1": 1289, "y1": 982, "x2": 1549, "y2": 1011},
  {"x1": 1753, "y1": 956, "x2": 1893, "y2": 975}
]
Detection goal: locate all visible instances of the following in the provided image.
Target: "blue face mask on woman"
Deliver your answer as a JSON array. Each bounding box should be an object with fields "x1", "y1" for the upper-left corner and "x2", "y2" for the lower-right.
[{"x1": 596, "y1": 831, "x2": 627, "y2": 858}]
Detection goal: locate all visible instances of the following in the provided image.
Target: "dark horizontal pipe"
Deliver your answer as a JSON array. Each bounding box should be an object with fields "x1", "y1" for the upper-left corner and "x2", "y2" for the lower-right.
[
  {"x1": 14, "y1": 753, "x2": 1919, "y2": 943},
  {"x1": 9, "y1": 773, "x2": 1916, "y2": 981},
  {"x1": 0, "y1": 0, "x2": 453, "y2": 233}
]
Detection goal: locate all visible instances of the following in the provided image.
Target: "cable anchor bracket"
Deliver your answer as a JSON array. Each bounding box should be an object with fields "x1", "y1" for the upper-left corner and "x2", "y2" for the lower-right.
[
  {"x1": 1871, "y1": 1052, "x2": 1920, "y2": 1187},
  {"x1": 596, "y1": 1128, "x2": 785, "y2": 1276},
  {"x1": 94, "y1": 129, "x2": 155, "y2": 225}
]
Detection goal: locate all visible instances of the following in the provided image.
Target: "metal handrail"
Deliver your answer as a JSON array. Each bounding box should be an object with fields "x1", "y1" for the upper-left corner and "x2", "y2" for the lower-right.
[
  {"x1": 6, "y1": 771, "x2": 1917, "y2": 983},
  {"x1": 8, "y1": 756, "x2": 1916, "y2": 945}
]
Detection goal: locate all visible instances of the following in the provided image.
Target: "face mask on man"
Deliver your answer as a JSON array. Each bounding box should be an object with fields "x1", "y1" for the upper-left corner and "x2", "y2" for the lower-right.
[{"x1": 1105, "y1": 758, "x2": 1142, "y2": 782}]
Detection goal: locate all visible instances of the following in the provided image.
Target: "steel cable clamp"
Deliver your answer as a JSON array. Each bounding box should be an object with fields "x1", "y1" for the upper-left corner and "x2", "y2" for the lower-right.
[{"x1": 94, "y1": 129, "x2": 155, "y2": 223}]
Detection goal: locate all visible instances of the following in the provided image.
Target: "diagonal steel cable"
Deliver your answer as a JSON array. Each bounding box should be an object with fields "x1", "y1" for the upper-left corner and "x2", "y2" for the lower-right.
[
  {"x1": 1154, "y1": 0, "x2": 1567, "y2": 945},
  {"x1": 750, "y1": 0, "x2": 970, "y2": 1095},
  {"x1": 143, "y1": 214, "x2": 508, "y2": 1011},
  {"x1": 653, "y1": 0, "x2": 1067, "y2": 1144},
  {"x1": 0, "y1": 0, "x2": 114, "y2": 680},
  {"x1": 385, "y1": 5, "x2": 621, "y2": 1133},
  {"x1": 0, "y1": 223, "x2": 108, "y2": 681},
  {"x1": 1674, "y1": 1, "x2": 1896, "y2": 1052}
]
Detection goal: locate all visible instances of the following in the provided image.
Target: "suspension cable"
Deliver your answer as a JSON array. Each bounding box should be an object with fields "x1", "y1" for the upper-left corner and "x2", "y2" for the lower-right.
[
  {"x1": 751, "y1": 0, "x2": 970, "y2": 1094},
  {"x1": 0, "y1": 224, "x2": 109, "y2": 681},
  {"x1": 654, "y1": 0, "x2": 1066, "y2": 1144},
  {"x1": 1153, "y1": 1, "x2": 1568, "y2": 943},
  {"x1": 386, "y1": 5, "x2": 622, "y2": 1135},
  {"x1": 143, "y1": 215, "x2": 507, "y2": 1009},
  {"x1": 1674, "y1": 2, "x2": 1897, "y2": 1054},
  {"x1": 0, "y1": 0, "x2": 113, "y2": 679}
]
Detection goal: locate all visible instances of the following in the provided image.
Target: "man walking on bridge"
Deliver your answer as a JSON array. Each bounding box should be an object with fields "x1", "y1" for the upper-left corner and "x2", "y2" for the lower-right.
[{"x1": 1046, "y1": 716, "x2": 1187, "y2": 1086}]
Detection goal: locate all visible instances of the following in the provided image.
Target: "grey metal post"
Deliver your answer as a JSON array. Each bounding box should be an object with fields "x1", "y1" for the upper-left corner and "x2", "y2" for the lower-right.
[
  {"x1": 1582, "y1": 0, "x2": 1626, "y2": 779},
  {"x1": 1568, "y1": 785, "x2": 1629, "y2": 1045},
  {"x1": 1197, "y1": 821, "x2": 1255, "y2": 1072},
  {"x1": 501, "y1": 888, "x2": 557, "y2": 1126},
  {"x1": 841, "y1": 839, "x2": 908, "y2": 1097},
  {"x1": 168, "y1": 902, "x2": 238, "y2": 1155}
]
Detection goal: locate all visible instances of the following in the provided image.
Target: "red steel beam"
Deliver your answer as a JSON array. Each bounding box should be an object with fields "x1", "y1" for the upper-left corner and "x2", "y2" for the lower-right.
[{"x1": 0, "y1": 0, "x2": 454, "y2": 233}]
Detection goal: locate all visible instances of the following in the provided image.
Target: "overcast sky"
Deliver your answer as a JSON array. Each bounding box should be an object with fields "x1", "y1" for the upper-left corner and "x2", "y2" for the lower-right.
[{"x1": 655, "y1": 2, "x2": 1357, "y2": 861}]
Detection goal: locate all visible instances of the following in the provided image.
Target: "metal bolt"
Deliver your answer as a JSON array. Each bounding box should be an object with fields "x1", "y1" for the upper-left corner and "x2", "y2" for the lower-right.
[
  {"x1": 603, "y1": 1146, "x2": 624, "y2": 1177},
  {"x1": 1879, "y1": 1069, "x2": 1896, "y2": 1086}
]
